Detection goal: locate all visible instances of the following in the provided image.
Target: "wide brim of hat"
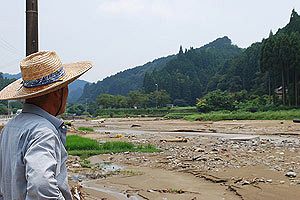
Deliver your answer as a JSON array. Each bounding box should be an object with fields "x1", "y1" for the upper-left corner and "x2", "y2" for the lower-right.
[{"x1": 0, "y1": 61, "x2": 92, "y2": 100}]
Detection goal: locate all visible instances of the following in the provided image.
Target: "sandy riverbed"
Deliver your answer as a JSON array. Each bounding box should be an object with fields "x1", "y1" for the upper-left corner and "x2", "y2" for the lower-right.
[
  {"x1": 66, "y1": 118, "x2": 300, "y2": 199},
  {"x1": 2, "y1": 116, "x2": 300, "y2": 199}
]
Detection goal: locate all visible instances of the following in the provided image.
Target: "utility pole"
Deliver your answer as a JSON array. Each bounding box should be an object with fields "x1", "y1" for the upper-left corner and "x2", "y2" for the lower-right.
[
  {"x1": 26, "y1": 0, "x2": 38, "y2": 56},
  {"x1": 155, "y1": 83, "x2": 158, "y2": 108},
  {"x1": 85, "y1": 98, "x2": 88, "y2": 113},
  {"x1": 7, "y1": 100, "x2": 10, "y2": 117}
]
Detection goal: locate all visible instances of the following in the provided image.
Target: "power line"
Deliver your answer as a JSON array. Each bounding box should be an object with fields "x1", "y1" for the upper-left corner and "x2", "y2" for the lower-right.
[
  {"x1": 0, "y1": 35, "x2": 21, "y2": 54},
  {"x1": 0, "y1": 42, "x2": 21, "y2": 57},
  {"x1": 0, "y1": 34, "x2": 22, "y2": 56},
  {"x1": 0, "y1": 49, "x2": 21, "y2": 64}
]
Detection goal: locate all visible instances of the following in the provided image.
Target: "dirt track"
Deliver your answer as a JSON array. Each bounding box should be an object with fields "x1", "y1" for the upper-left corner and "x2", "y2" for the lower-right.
[{"x1": 68, "y1": 118, "x2": 300, "y2": 200}]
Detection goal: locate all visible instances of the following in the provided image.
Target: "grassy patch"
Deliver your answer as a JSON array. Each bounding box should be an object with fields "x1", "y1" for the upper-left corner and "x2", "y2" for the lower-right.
[
  {"x1": 66, "y1": 135, "x2": 159, "y2": 158},
  {"x1": 183, "y1": 109, "x2": 300, "y2": 121},
  {"x1": 77, "y1": 127, "x2": 94, "y2": 132},
  {"x1": 164, "y1": 112, "x2": 196, "y2": 119},
  {"x1": 169, "y1": 106, "x2": 197, "y2": 112},
  {"x1": 94, "y1": 107, "x2": 198, "y2": 118},
  {"x1": 67, "y1": 135, "x2": 99, "y2": 150}
]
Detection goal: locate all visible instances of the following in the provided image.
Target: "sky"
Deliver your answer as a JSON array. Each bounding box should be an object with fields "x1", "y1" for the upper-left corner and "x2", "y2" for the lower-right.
[{"x1": 0, "y1": 0, "x2": 300, "y2": 82}]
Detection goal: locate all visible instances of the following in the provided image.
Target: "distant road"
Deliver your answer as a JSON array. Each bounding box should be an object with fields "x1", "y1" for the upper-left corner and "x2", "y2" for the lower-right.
[{"x1": 0, "y1": 116, "x2": 12, "y2": 125}]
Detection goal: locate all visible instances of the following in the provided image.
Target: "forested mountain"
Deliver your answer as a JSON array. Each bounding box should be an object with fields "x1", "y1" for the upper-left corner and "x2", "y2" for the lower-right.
[
  {"x1": 278, "y1": 9, "x2": 300, "y2": 34},
  {"x1": 260, "y1": 9, "x2": 300, "y2": 106},
  {"x1": 80, "y1": 9, "x2": 300, "y2": 106},
  {"x1": 79, "y1": 55, "x2": 175, "y2": 102},
  {"x1": 143, "y1": 10, "x2": 300, "y2": 105},
  {"x1": 80, "y1": 37, "x2": 241, "y2": 102},
  {"x1": 207, "y1": 42, "x2": 263, "y2": 93},
  {"x1": 0, "y1": 73, "x2": 15, "y2": 90},
  {"x1": 67, "y1": 79, "x2": 90, "y2": 103},
  {"x1": 143, "y1": 37, "x2": 243, "y2": 104}
]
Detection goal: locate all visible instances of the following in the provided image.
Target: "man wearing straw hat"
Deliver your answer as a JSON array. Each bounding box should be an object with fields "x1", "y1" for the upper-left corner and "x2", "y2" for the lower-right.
[{"x1": 0, "y1": 51, "x2": 92, "y2": 199}]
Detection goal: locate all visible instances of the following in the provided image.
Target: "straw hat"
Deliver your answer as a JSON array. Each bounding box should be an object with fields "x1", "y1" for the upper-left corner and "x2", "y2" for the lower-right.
[{"x1": 0, "y1": 51, "x2": 92, "y2": 100}]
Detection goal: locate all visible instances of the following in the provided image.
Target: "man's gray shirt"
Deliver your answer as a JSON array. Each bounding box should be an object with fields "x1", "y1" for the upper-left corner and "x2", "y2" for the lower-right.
[{"x1": 0, "y1": 103, "x2": 72, "y2": 200}]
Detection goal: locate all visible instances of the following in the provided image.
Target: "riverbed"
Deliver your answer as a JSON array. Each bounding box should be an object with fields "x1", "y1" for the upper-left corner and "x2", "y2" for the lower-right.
[{"x1": 67, "y1": 118, "x2": 300, "y2": 200}]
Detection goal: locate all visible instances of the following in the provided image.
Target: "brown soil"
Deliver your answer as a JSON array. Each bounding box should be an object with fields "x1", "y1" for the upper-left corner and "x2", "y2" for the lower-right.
[{"x1": 68, "y1": 118, "x2": 300, "y2": 200}]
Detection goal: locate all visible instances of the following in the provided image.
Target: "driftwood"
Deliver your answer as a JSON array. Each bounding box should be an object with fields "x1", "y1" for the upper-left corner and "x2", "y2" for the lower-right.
[
  {"x1": 160, "y1": 138, "x2": 188, "y2": 143},
  {"x1": 131, "y1": 124, "x2": 141, "y2": 128},
  {"x1": 293, "y1": 119, "x2": 300, "y2": 123},
  {"x1": 71, "y1": 185, "x2": 85, "y2": 200}
]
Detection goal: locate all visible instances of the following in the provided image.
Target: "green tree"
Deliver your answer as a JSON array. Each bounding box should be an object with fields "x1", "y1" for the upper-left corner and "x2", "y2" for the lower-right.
[
  {"x1": 67, "y1": 104, "x2": 86, "y2": 115},
  {"x1": 196, "y1": 90, "x2": 235, "y2": 112},
  {"x1": 148, "y1": 90, "x2": 171, "y2": 107},
  {"x1": 128, "y1": 91, "x2": 149, "y2": 108},
  {"x1": 96, "y1": 94, "x2": 116, "y2": 108}
]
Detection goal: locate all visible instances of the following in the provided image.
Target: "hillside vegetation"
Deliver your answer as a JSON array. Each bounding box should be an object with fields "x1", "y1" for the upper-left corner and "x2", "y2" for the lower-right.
[{"x1": 80, "y1": 10, "x2": 300, "y2": 109}]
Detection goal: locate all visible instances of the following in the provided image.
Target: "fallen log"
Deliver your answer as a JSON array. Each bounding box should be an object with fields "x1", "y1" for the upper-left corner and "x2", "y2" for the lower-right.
[
  {"x1": 160, "y1": 138, "x2": 188, "y2": 143},
  {"x1": 293, "y1": 119, "x2": 300, "y2": 123}
]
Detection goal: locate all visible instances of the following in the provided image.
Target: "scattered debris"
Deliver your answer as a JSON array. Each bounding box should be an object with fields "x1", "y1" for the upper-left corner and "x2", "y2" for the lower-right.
[
  {"x1": 98, "y1": 119, "x2": 105, "y2": 123},
  {"x1": 171, "y1": 129, "x2": 204, "y2": 133},
  {"x1": 293, "y1": 119, "x2": 300, "y2": 123},
  {"x1": 71, "y1": 185, "x2": 84, "y2": 200},
  {"x1": 150, "y1": 188, "x2": 201, "y2": 195},
  {"x1": 63, "y1": 118, "x2": 300, "y2": 199},
  {"x1": 115, "y1": 134, "x2": 124, "y2": 138},
  {"x1": 286, "y1": 171, "x2": 297, "y2": 178},
  {"x1": 131, "y1": 124, "x2": 141, "y2": 128},
  {"x1": 160, "y1": 138, "x2": 188, "y2": 143},
  {"x1": 194, "y1": 148, "x2": 205, "y2": 152}
]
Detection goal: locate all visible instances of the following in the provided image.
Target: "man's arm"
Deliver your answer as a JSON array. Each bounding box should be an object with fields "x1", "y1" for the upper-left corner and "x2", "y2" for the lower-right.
[{"x1": 24, "y1": 128, "x2": 65, "y2": 200}]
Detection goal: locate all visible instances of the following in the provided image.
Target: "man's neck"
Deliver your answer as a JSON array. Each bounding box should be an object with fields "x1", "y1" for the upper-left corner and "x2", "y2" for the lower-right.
[{"x1": 25, "y1": 101, "x2": 57, "y2": 116}]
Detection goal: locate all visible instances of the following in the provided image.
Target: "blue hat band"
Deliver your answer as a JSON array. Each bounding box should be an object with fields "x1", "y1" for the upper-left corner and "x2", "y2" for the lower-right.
[{"x1": 23, "y1": 67, "x2": 66, "y2": 88}]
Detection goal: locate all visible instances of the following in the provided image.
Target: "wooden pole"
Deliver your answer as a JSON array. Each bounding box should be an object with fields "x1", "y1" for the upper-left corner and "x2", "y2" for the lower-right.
[{"x1": 26, "y1": 0, "x2": 38, "y2": 56}]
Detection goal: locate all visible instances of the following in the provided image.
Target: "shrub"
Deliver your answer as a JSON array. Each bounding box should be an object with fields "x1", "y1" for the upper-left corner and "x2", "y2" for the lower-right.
[{"x1": 196, "y1": 90, "x2": 235, "y2": 112}]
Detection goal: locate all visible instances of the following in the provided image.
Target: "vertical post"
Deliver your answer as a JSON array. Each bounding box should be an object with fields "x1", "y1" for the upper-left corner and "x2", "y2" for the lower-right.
[
  {"x1": 155, "y1": 83, "x2": 158, "y2": 108},
  {"x1": 26, "y1": 0, "x2": 38, "y2": 56},
  {"x1": 85, "y1": 98, "x2": 88, "y2": 113},
  {"x1": 7, "y1": 100, "x2": 9, "y2": 117}
]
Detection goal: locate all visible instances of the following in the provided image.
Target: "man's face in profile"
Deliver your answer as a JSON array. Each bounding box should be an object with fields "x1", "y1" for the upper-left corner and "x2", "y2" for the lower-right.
[{"x1": 58, "y1": 86, "x2": 69, "y2": 115}]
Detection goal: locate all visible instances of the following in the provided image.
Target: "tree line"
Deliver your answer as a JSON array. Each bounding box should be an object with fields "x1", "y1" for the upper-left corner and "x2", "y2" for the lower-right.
[
  {"x1": 143, "y1": 37, "x2": 242, "y2": 105},
  {"x1": 261, "y1": 10, "x2": 300, "y2": 106},
  {"x1": 144, "y1": 10, "x2": 300, "y2": 107},
  {"x1": 68, "y1": 90, "x2": 171, "y2": 116}
]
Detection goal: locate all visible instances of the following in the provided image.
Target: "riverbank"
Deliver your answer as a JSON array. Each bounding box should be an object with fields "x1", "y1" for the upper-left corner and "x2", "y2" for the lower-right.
[
  {"x1": 165, "y1": 109, "x2": 300, "y2": 121},
  {"x1": 67, "y1": 118, "x2": 300, "y2": 199}
]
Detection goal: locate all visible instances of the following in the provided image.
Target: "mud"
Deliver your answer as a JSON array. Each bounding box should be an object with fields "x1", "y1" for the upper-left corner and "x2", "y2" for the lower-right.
[
  {"x1": 1, "y1": 115, "x2": 299, "y2": 199},
  {"x1": 63, "y1": 118, "x2": 300, "y2": 199}
]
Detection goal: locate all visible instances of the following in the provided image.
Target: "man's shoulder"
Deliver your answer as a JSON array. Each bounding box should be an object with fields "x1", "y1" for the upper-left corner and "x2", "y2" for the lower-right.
[{"x1": 7, "y1": 112, "x2": 57, "y2": 132}]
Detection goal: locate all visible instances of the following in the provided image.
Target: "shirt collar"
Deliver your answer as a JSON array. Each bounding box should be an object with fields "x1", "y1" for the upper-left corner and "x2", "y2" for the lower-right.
[{"x1": 22, "y1": 103, "x2": 64, "y2": 130}]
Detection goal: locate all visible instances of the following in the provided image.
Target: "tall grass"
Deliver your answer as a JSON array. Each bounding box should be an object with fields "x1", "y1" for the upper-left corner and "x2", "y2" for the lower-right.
[
  {"x1": 66, "y1": 135, "x2": 159, "y2": 158},
  {"x1": 183, "y1": 109, "x2": 300, "y2": 121},
  {"x1": 66, "y1": 135, "x2": 99, "y2": 150},
  {"x1": 164, "y1": 112, "x2": 197, "y2": 119},
  {"x1": 95, "y1": 107, "x2": 198, "y2": 118}
]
